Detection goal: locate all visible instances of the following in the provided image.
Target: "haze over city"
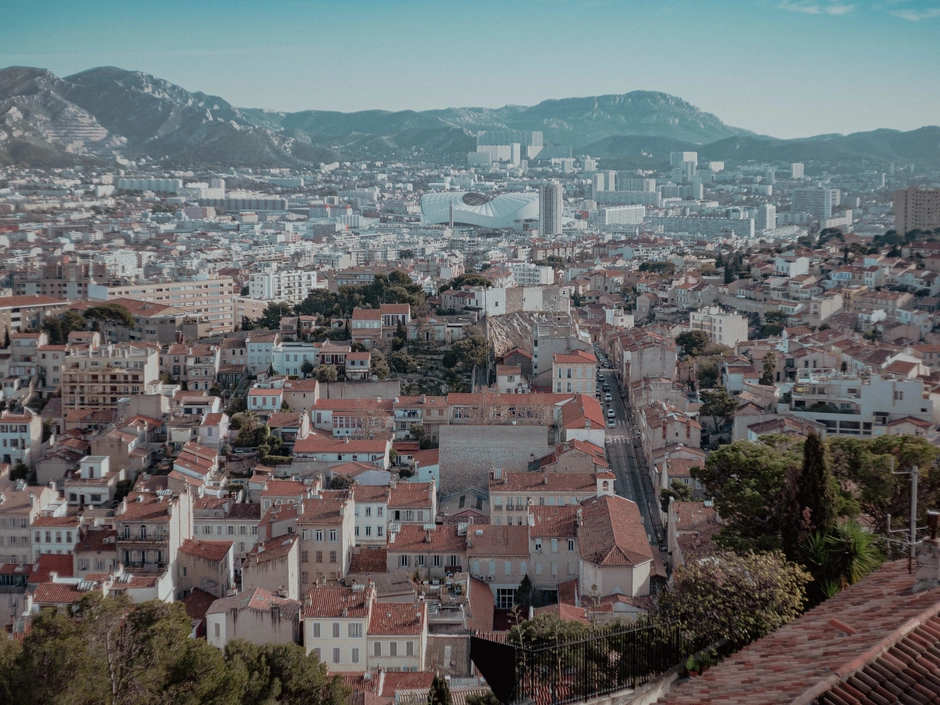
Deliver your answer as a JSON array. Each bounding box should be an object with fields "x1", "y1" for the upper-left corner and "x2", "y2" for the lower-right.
[{"x1": 2, "y1": 0, "x2": 940, "y2": 137}]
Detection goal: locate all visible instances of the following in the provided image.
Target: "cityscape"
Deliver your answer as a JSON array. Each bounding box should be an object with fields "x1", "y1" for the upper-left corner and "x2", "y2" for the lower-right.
[{"x1": 1, "y1": 1, "x2": 940, "y2": 704}]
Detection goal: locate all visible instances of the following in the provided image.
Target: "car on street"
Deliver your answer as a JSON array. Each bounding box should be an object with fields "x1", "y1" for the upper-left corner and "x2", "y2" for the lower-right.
[
  {"x1": 607, "y1": 419, "x2": 616, "y2": 428},
  {"x1": 607, "y1": 408, "x2": 615, "y2": 418},
  {"x1": 605, "y1": 393, "x2": 612, "y2": 401}
]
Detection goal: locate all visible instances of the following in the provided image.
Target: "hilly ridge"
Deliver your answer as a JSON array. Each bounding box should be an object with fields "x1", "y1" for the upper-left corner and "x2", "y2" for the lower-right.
[{"x1": 0, "y1": 65, "x2": 937, "y2": 168}]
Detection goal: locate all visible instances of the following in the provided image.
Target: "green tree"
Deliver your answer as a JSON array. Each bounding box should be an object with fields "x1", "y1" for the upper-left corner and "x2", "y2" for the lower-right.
[
  {"x1": 438, "y1": 273, "x2": 493, "y2": 292},
  {"x1": 443, "y1": 334, "x2": 490, "y2": 372},
  {"x1": 256, "y1": 303, "x2": 294, "y2": 331},
  {"x1": 660, "y1": 479, "x2": 694, "y2": 513},
  {"x1": 84, "y1": 303, "x2": 135, "y2": 330},
  {"x1": 465, "y1": 691, "x2": 501, "y2": 705},
  {"x1": 797, "y1": 519, "x2": 883, "y2": 606},
  {"x1": 370, "y1": 349, "x2": 389, "y2": 380},
  {"x1": 656, "y1": 551, "x2": 810, "y2": 649},
  {"x1": 700, "y1": 386, "x2": 736, "y2": 435},
  {"x1": 692, "y1": 436, "x2": 804, "y2": 552},
  {"x1": 675, "y1": 330, "x2": 710, "y2": 357},
  {"x1": 316, "y1": 365, "x2": 338, "y2": 383},
  {"x1": 760, "y1": 352, "x2": 777, "y2": 386},
  {"x1": 389, "y1": 350, "x2": 418, "y2": 374},
  {"x1": 409, "y1": 423, "x2": 426, "y2": 443},
  {"x1": 782, "y1": 433, "x2": 838, "y2": 561},
  {"x1": 638, "y1": 261, "x2": 676, "y2": 276},
  {"x1": 428, "y1": 674, "x2": 453, "y2": 705},
  {"x1": 300, "y1": 359, "x2": 315, "y2": 378},
  {"x1": 514, "y1": 574, "x2": 533, "y2": 613},
  {"x1": 295, "y1": 289, "x2": 339, "y2": 318}
]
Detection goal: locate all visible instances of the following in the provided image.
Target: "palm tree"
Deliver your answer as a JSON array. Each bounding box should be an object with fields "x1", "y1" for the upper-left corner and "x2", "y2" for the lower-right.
[{"x1": 798, "y1": 518, "x2": 883, "y2": 606}]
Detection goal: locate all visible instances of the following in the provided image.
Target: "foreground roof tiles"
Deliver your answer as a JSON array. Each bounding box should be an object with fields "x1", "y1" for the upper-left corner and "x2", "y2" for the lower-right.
[{"x1": 658, "y1": 560, "x2": 940, "y2": 704}]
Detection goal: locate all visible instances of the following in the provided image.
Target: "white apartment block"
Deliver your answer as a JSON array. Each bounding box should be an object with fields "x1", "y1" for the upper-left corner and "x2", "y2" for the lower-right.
[
  {"x1": 249, "y1": 270, "x2": 323, "y2": 305},
  {"x1": 689, "y1": 307, "x2": 749, "y2": 348},
  {"x1": 787, "y1": 371, "x2": 934, "y2": 437},
  {"x1": 88, "y1": 276, "x2": 236, "y2": 333},
  {"x1": 61, "y1": 344, "x2": 161, "y2": 412},
  {"x1": 591, "y1": 205, "x2": 646, "y2": 226},
  {"x1": 552, "y1": 350, "x2": 597, "y2": 395},
  {"x1": 508, "y1": 262, "x2": 555, "y2": 286}
]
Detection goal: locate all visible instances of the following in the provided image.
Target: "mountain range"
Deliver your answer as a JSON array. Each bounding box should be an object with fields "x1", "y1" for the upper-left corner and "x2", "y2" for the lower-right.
[{"x1": 1, "y1": 65, "x2": 938, "y2": 169}]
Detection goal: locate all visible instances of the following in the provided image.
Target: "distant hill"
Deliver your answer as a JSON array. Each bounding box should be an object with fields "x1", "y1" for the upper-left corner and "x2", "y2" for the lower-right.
[{"x1": 0, "y1": 65, "x2": 937, "y2": 168}]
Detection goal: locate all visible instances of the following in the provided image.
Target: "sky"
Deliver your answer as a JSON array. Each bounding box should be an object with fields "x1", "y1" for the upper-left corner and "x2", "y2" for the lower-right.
[{"x1": 1, "y1": 0, "x2": 939, "y2": 139}]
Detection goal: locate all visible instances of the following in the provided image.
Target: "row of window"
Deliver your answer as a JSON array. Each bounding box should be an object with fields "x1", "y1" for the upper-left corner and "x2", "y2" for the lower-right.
[
  {"x1": 34, "y1": 531, "x2": 74, "y2": 544},
  {"x1": 301, "y1": 550, "x2": 338, "y2": 564},
  {"x1": 309, "y1": 641, "x2": 415, "y2": 664},
  {"x1": 398, "y1": 554, "x2": 461, "y2": 568},
  {"x1": 301, "y1": 529, "x2": 338, "y2": 542},
  {"x1": 199, "y1": 524, "x2": 257, "y2": 536}
]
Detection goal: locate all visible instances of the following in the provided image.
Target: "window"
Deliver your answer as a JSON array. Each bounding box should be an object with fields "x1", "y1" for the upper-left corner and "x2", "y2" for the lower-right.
[
  {"x1": 332, "y1": 648, "x2": 340, "y2": 664},
  {"x1": 433, "y1": 555, "x2": 441, "y2": 567},
  {"x1": 365, "y1": 507, "x2": 371, "y2": 517},
  {"x1": 227, "y1": 526, "x2": 234, "y2": 535},
  {"x1": 332, "y1": 622, "x2": 340, "y2": 638},
  {"x1": 568, "y1": 539, "x2": 575, "y2": 552},
  {"x1": 352, "y1": 648, "x2": 360, "y2": 664},
  {"x1": 330, "y1": 551, "x2": 337, "y2": 564},
  {"x1": 551, "y1": 538, "x2": 558, "y2": 553},
  {"x1": 400, "y1": 555, "x2": 409, "y2": 567},
  {"x1": 406, "y1": 641, "x2": 414, "y2": 657},
  {"x1": 374, "y1": 642, "x2": 381, "y2": 657},
  {"x1": 535, "y1": 539, "x2": 542, "y2": 552},
  {"x1": 313, "y1": 623, "x2": 322, "y2": 639},
  {"x1": 377, "y1": 507, "x2": 383, "y2": 517},
  {"x1": 504, "y1": 561, "x2": 512, "y2": 576},
  {"x1": 315, "y1": 530, "x2": 324, "y2": 541},
  {"x1": 348, "y1": 622, "x2": 362, "y2": 637},
  {"x1": 214, "y1": 623, "x2": 220, "y2": 638},
  {"x1": 316, "y1": 551, "x2": 323, "y2": 563},
  {"x1": 329, "y1": 530, "x2": 337, "y2": 542},
  {"x1": 389, "y1": 642, "x2": 398, "y2": 657},
  {"x1": 302, "y1": 551, "x2": 309, "y2": 563},
  {"x1": 239, "y1": 526, "x2": 247, "y2": 535},
  {"x1": 302, "y1": 572, "x2": 308, "y2": 584}
]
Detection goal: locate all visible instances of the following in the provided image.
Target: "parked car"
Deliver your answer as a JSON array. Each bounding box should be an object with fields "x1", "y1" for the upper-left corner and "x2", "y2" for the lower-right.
[{"x1": 607, "y1": 408, "x2": 616, "y2": 418}]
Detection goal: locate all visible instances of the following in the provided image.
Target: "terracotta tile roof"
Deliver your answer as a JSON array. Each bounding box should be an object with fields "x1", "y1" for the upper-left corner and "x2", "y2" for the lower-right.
[
  {"x1": 368, "y1": 601, "x2": 426, "y2": 635},
  {"x1": 348, "y1": 547, "x2": 388, "y2": 574},
  {"x1": 27, "y1": 554, "x2": 75, "y2": 583},
  {"x1": 389, "y1": 525, "x2": 466, "y2": 554},
  {"x1": 261, "y1": 480, "x2": 308, "y2": 498},
  {"x1": 208, "y1": 587, "x2": 302, "y2": 619},
  {"x1": 490, "y1": 472, "x2": 596, "y2": 493},
  {"x1": 388, "y1": 481, "x2": 434, "y2": 508},
  {"x1": 32, "y1": 581, "x2": 88, "y2": 605},
  {"x1": 117, "y1": 492, "x2": 174, "y2": 521},
  {"x1": 75, "y1": 527, "x2": 117, "y2": 552},
  {"x1": 178, "y1": 539, "x2": 233, "y2": 562},
  {"x1": 246, "y1": 534, "x2": 298, "y2": 564},
  {"x1": 182, "y1": 587, "x2": 217, "y2": 622},
  {"x1": 553, "y1": 350, "x2": 598, "y2": 365},
  {"x1": 379, "y1": 672, "x2": 434, "y2": 697},
  {"x1": 294, "y1": 435, "x2": 389, "y2": 455},
  {"x1": 303, "y1": 585, "x2": 372, "y2": 618},
  {"x1": 297, "y1": 496, "x2": 348, "y2": 526},
  {"x1": 534, "y1": 602, "x2": 590, "y2": 624},
  {"x1": 466, "y1": 525, "x2": 530, "y2": 557},
  {"x1": 578, "y1": 495, "x2": 652, "y2": 567},
  {"x1": 657, "y1": 560, "x2": 940, "y2": 704},
  {"x1": 529, "y1": 505, "x2": 579, "y2": 538},
  {"x1": 560, "y1": 394, "x2": 606, "y2": 430},
  {"x1": 352, "y1": 484, "x2": 390, "y2": 503}
]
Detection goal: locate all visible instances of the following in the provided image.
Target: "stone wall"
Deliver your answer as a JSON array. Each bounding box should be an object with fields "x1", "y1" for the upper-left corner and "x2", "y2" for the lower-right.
[{"x1": 438, "y1": 424, "x2": 551, "y2": 494}]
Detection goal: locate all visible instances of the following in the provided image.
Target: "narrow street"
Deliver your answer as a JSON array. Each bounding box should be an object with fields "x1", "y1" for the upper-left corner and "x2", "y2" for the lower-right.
[{"x1": 598, "y1": 369, "x2": 666, "y2": 549}]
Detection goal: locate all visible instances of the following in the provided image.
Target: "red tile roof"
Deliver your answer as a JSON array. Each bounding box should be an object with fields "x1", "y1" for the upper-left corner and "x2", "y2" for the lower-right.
[
  {"x1": 368, "y1": 602, "x2": 426, "y2": 635},
  {"x1": 303, "y1": 585, "x2": 372, "y2": 618},
  {"x1": 578, "y1": 495, "x2": 652, "y2": 567},
  {"x1": 178, "y1": 539, "x2": 233, "y2": 562},
  {"x1": 658, "y1": 560, "x2": 940, "y2": 704}
]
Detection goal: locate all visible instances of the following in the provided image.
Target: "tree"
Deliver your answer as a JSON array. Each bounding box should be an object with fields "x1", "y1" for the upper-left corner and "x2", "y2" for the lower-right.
[
  {"x1": 699, "y1": 386, "x2": 736, "y2": 435},
  {"x1": 656, "y1": 551, "x2": 810, "y2": 650},
  {"x1": 760, "y1": 351, "x2": 777, "y2": 386},
  {"x1": 443, "y1": 334, "x2": 490, "y2": 373},
  {"x1": 638, "y1": 261, "x2": 676, "y2": 276},
  {"x1": 514, "y1": 574, "x2": 533, "y2": 613},
  {"x1": 300, "y1": 359, "x2": 315, "y2": 378},
  {"x1": 797, "y1": 519, "x2": 883, "y2": 606},
  {"x1": 316, "y1": 365, "x2": 338, "y2": 383},
  {"x1": 692, "y1": 436, "x2": 804, "y2": 552},
  {"x1": 256, "y1": 303, "x2": 294, "y2": 331},
  {"x1": 329, "y1": 474, "x2": 354, "y2": 490},
  {"x1": 782, "y1": 433, "x2": 838, "y2": 560},
  {"x1": 370, "y1": 349, "x2": 389, "y2": 380},
  {"x1": 660, "y1": 479, "x2": 694, "y2": 513},
  {"x1": 84, "y1": 303, "x2": 135, "y2": 330},
  {"x1": 675, "y1": 330, "x2": 710, "y2": 357},
  {"x1": 389, "y1": 350, "x2": 418, "y2": 374},
  {"x1": 466, "y1": 691, "x2": 501, "y2": 705},
  {"x1": 42, "y1": 310, "x2": 86, "y2": 344},
  {"x1": 428, "y1": 674, "x2": 453, "y2": 705},
  {"x1": 438, "y1": 273, "x2": 493, "y2": 293}
]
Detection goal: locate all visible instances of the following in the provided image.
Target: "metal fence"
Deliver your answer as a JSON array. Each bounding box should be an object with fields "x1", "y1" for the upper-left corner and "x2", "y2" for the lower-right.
[{"x1": 471, "y1": 622, "x2": 685, "y2": 705}]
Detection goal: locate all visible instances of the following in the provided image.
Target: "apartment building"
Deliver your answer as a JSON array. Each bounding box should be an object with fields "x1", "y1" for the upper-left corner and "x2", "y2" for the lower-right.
[
  {"x1": 192, "y1": 497, "x2": 262, "y2": 563},
  {"x1": 894, "y1": 186, "x2": 940, "y2": 235},
  {"x1": 787, "y1": 371, "x2": 934, "y2": 437},
  {"x1": 248, "y1": 269, "x2": 322, "y2": 305},
  {"x1": 87, "y1": 276, "x2": 236, "y2": 334},
  {"x1": 297, "y1": 494, "x2": 356, "y2": 588},
  {"x1": 114, "y1": 488, "x2": 193, "y2": 577},
  {"x1": 0, "y1": 408, "x2": 43, "y2": 468},
  {"x1": 302, "y1": 583, "x2": 374, "y2": 669},
  {"x1": 207, "y1": 588, "x2": 302, "y2": 649},
  {"x1": 0, "y1": 295, "x2": 69, "y2": 334},
  {"x1": 552, "y1": 350, "x2": 597, "y2": 395},
  {"x1": 0, "y1": 483, "x2": 58, "y2": 564},
  {"x1": 688, "y1": 307, "x2": 749, "y2": 347},
  {"x1": 488, "y1": 470, "x2": 606, "y2": 527},
  {"x1": 61, "y1": 344, "x2": 161, "y2": 412}
]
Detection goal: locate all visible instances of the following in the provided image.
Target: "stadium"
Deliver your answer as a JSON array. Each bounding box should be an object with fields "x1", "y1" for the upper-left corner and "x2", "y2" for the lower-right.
[{"x1": 420, "y1": 191, "x2": 539, "y2": 228}]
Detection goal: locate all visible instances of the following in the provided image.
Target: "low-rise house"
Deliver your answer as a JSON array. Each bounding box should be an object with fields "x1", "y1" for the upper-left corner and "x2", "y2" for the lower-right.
[
  {"x1": 385, "y1": 524, "x2": 467, "y2": 580},
  {"x1": 388, "y1": 480, "x2": 436, "y2": 525},
  {"x1": 578, "y1": 495, "x2": 653, "y2": 598},
  {"x1": 242, "y1": 534, "x2": 301, "y2": 601},
  {"x1": 177, "y1": 539, "x2": 235, "y2": 599},
  {"x1": 206, "y1": 587, "x2": 302, "y2": 649},
  {"x1": 367, "y1": 601, "x2": 428, "y2": 672},
  {"x1": 302, "y1": 583, "x2": 374, "y2": 668}
]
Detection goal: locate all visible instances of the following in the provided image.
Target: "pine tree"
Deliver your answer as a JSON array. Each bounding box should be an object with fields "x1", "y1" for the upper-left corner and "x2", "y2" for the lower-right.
[
  {"x1": 760, "y1": 352, "x2": 777, "y2": 386},
  {"x1": 783, "y1": 433, "x2": 837, "y2": 559},
  {"x1": 428, "y1": 674, "x2": 453, "y2": 705}
]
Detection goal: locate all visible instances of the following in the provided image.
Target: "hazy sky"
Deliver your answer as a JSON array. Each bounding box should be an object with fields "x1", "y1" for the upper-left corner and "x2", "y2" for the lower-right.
[{"x1": 2, "y1": 0, "x2": 938, "y2": 139}]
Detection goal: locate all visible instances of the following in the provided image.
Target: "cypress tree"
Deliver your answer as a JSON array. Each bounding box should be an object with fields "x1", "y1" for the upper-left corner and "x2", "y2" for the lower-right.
[{"x1": 428, "y1": 674, "x2": 453, "y2": 705}]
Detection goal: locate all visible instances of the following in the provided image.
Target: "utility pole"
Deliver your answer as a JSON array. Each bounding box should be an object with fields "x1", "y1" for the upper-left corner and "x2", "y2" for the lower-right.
[{"x1": 887, "y1": 462, "x2": 921, "y2": 574}]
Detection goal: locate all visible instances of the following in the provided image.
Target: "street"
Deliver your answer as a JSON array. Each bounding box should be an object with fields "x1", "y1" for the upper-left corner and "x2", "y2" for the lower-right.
[{"x1": 598, "y1": 369, "x2": 666, "y2": 549}]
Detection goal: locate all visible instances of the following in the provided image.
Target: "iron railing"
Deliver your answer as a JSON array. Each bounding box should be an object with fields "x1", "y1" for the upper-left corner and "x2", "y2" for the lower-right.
[{"x1": 471, "y1": 621, "x2": 685, "y2": 705}]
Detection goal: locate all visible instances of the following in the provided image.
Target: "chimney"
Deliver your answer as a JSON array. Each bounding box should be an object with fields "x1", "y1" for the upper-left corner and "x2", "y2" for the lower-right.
[{"x1": 914, "y1": 511, "x2": 940, "y2": 593}]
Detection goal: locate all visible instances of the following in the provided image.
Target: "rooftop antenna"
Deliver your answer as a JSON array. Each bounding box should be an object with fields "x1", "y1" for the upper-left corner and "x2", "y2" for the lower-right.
[{"x1": 885, "y1": 459, "x2": 924, "y2": 574}]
